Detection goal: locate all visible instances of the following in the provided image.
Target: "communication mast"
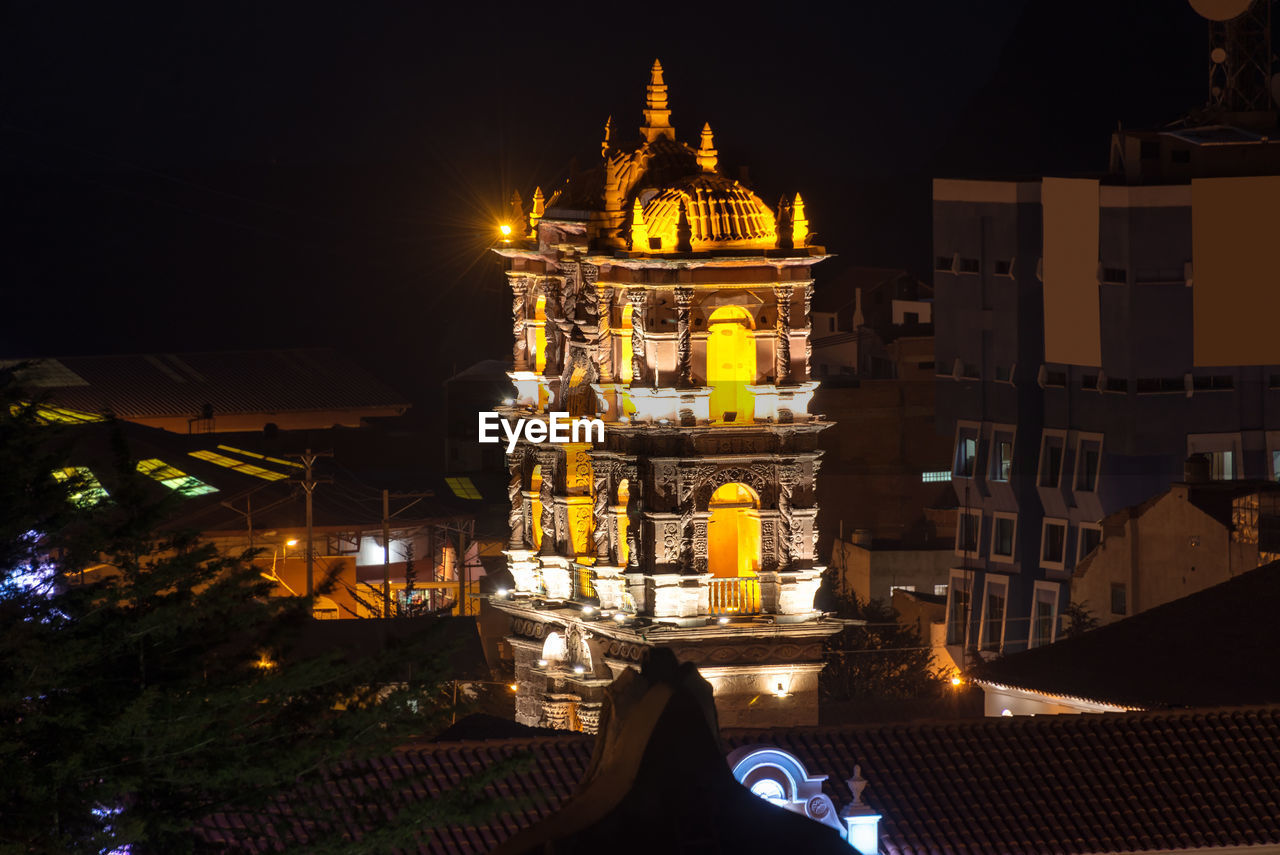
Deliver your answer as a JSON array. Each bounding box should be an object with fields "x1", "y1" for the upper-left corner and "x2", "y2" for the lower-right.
[{"x1": 1189, "y1": 0, "x2": 1277, "y2": 118}]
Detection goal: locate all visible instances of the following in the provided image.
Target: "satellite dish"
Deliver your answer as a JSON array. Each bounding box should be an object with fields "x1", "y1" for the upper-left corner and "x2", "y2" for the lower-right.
[{"x1": 1189, "y1": 0, "x2": 1253, "y2": 21}]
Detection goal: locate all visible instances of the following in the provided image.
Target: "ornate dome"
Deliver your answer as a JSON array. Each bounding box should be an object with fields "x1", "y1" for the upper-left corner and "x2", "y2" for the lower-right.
[{"x1": 637, "y1": 173, "x2": 777, "y2": 250}]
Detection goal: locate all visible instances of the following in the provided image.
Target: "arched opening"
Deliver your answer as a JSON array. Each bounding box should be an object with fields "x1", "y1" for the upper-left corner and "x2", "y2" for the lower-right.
[
  {"x1": 530, "y1": 465, "x2": 544, "y2": 550},
  {"x1": 533, "y1": 295, "x2": 548, "y2": 373},
  {"x1": 707, "y1": 306, "x2": 755, "y2": 423},
  {"x1": 708, "y1": 482, "x2": 761, "y2": 579}
]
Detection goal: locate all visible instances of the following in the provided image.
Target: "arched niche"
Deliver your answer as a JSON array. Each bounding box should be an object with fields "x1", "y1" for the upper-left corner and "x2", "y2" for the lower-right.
[
  {"x1": 726, "y1": 745, "x2": 844, "y2": 835},
  {"x1": 706, "y1": 305, "x2": 756, "y2": 423},
  {"x1": 707, "y1": 481, "x2": 761, "y2": 579}
]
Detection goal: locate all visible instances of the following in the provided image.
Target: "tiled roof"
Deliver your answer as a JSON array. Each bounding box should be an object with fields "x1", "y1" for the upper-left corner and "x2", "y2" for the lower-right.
[
  {"x1": 728, "y1": 707, "x2": 1280, "y2": 855},
  {"x1": 201, "y1": 706, "x2": 1280, "y2": 854},
  {"x1": 12, "y1": 349, "x2": 408, "y2": 418},
  {"x1": 975, "y1": 560, "x2": 1280, "y2": 709}
]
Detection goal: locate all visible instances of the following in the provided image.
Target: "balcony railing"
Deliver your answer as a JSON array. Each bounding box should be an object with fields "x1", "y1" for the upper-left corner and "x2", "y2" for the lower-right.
[
  {"x1": 573, "y1": 565, "x2": 597, "y2": 602},
  {"x1": 709, "y1": 576, "x2": 762, "y2": 616}
]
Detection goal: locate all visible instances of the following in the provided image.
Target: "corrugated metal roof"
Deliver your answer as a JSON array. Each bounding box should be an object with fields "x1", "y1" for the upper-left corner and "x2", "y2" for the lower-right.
[{"x1": 14, "y1": 349, "x2": 408, "y2": 418}]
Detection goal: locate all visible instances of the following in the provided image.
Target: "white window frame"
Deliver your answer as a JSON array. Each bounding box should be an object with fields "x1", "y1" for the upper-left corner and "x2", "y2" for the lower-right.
[
  {"x1": 1029, "y1": 581, "x2": 1060, "y2": 649},
  {"x1": 979, "y1": 576, "x2": 1008, "y2": 653},
  {"x1": 987, "y1": 424, "x2": 1016, "y2": 483},
  {"x1": 1073, "y1": 432, "x2": 1104, "y2": 493},
  {"x1": 955, "y1": 508, "x2": 983, "y2": 559},
  {"x1": 945, "y1": 569, "x2": 973, "y2": 647},
  {"x1": 1037, "y1": 429, "x2": 1067, "y2": 489},
  {"x1": 953, "y1": 420, "x2": 981, "y2": 480},
  {"x1": 1077, "y1": 522, "x2": 1103, "y2": 565},
  {"x1": 1040, "y1": 517, "x2": 1068, "y2": 571},
  {"x1": 1187, "y1": 432, "x2": 1242, "y2": 481},
  {"x1": 990, "y1": 512, "x2": 1017, "y2": 564}
]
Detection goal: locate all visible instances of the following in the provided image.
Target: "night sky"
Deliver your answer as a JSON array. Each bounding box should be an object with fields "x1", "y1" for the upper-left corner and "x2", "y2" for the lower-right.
[{"x1": 1, "y1": 2, "x2": 1205, "y2": 402}]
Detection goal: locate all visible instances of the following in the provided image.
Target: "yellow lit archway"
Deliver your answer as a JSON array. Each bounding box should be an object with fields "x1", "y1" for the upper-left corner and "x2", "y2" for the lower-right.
[
  {"x1": 707, "y1": 482, "x2": 761, "y2": 578},
  {"x1": 707, "y1": 306, "x2": 755, "y2": 423},
  {"x1": 533, "y1": 295, "x2": 548, "y2": 373}
]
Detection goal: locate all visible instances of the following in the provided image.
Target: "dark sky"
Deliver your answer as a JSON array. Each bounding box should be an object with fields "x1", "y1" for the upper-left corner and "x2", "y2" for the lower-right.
[{"x1": 0, "y1": 1, "x2": 1208, "y2": 400}]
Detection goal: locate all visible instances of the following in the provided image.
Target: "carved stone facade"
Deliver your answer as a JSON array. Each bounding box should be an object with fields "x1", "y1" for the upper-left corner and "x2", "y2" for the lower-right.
[{"x1": 491, "y1": 61, "x2": 841, "y2": 731}]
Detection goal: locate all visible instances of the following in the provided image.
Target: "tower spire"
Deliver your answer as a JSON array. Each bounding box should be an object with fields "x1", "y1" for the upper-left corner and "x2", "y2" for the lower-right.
[
  {"x1": 697, "y1": 123, "x2": 718, "y2": 172},
  {"x1": 640, "y1": 59, "x2": 675, "y2": 143},
  {"x1": 602, "y1": 116, "x2": 612, "y2": 157},
  {"x1": 529, "y1": 187, "x2": 545, "y2": 236},
  {"x1": 791, "y1": 193, "x2": 809, "y2": 248},
  {"x1": 629, "y1": 198, "x2": 650, "y2": 251}
]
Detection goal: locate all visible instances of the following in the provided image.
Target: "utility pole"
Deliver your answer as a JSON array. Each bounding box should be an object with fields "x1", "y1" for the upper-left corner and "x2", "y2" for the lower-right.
[
  {"x1": 289, "y1": 449, "x2": 332, "y2": 599},
  {"x1": 379, "y1": 491, "x2": 432, "y2": 618}
]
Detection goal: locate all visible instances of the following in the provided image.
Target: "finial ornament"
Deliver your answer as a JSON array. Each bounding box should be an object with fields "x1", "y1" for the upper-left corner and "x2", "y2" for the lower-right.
[
  {"x1": 530, "y1": 187, "x2": 545, "y2": 237},
  {"x1": 847, "y1": 765, "x2": 868, "y2": 806},
  {"x1": 792, "y1": 192, "x2": 809, "y2": 248},
  {"x1": 640, "y1": 59, "x2": 674, "y2": 143},
  {"x1": 602, "y1": 116, "x2": 612, "y2": 157},
  {"x1": 697, "y1": 122, "x2": 718, "y2": 173},
  {"x1": 630, "y1": 198, "x2": 650, "y2": 251}
]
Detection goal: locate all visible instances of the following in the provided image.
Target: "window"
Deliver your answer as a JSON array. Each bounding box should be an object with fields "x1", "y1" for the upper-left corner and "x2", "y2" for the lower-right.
[
  {"x1": 1110, "y1": 582, "x2": 1128, "y2": 616},
  {"x1": 1038, "y1": 435, "x2": 1064, "y2": 488},
  {"x1": 956, "y1": 510, "x2": 981, "y2": 555},
  {"x1": 445, "y1": 476, "x2": 483, "y2": 500},
  {"x1": 947, "y1": 579, "x2": 971, "y2": 645},
  {"x1": 1208, "y1": 450, "x2": 1234, "y2": 481},
  {"x1": 136, "y1": 458, "x2": 218, "y2": 497},
  {"x1": 1031, "y1": 584, "x2": 1059, "y2": 648},
  {"x1": 1042, "y1": 520, "x2": 1066, "y2": 566},
  {"x1": 1079, "y1": 524, "x2": 1102, "y2": 561},
  {"x1": 917, "y1": 361, "x2": 936, "y2": 371},
  {"x1": 828, "y1": 317, "x2": 835, "y2": 332},
  {"x1": 188, "y1": 450, "x2": 288, "y2": 482},
  {"x1": 1136, "y1": 377, "x2": 1184, "y2": 394},
  {"x1": 982, "y1": 581, "x2": 1006, "y2": 652},
  {"x1": 957, "y1": 257, "x2": 980, "y2": 274},
  {"x1": 991, "y1": 514, "x2": 1016, "y2": 562},
  {"x1": 935, "y1": 255, "x2": 954, "y2": 272},
  {"x1": 934, "y1": 584, "x2": 949, "y2": 597},
  {"x1": 1101, "y1": 267, "x2": 1128, "y2": 284},
  {"x1": 961, "y1": 362, "x2": 980, "y2": 379},
  {"x1": 995, "y1": 365, "x2": 1010, "y2": 382},
  {"x1": 990, "y1": 434, "x2": 1013, "y2": 482},
  {"x1": 1044, "y1": 369, "x2": 1067, "y2": 387},
  {"x1": 890, "y1": 585, "x2": 916, "y2": 594},
  {"x1": 52, "y1": 467, "x2": 110, "y2": 507},
  {"x1": 955, "y1": 431, "x2": 978, "y2": 478},
  {"x1": 1081, "y1": 374, "x2": 1098, "y2": 391},
  {"x1": 921, "y1": 470, "x2": 950, "y2": 483},
  {"x1": 1273, "y1": 449, "x2": 1280, "y2": 482},
  {"x1": 1076, "y1": 439, "x2": 1101, "y2": 492},
  {"x1": 1172, "y1": 148, "x2": 1190, "y2": 164},
  {"x1": 994, "y1": 259, "x2": 1013, "y2": 277},
  {"x1": 1192, "y1": 374, "x2": 1234, "y2": 391},
  {"x1": 1104, "y1": 377, "x2": 1128, "y2": 393}
]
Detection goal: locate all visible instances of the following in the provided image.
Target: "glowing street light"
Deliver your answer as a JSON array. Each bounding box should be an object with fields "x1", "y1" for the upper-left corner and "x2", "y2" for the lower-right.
[{"x1": 499, "y1": 223, "x2": 513, "y2": 237}]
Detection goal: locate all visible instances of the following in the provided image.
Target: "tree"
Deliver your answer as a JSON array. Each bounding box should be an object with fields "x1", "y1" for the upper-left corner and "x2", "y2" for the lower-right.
[
  {"x1": 0, "y1": 374, "x2": 495, "y2": 854},
  {"x1": 1060, "y1": 599, "x2": 1100, "y2": 639},
  {"x1": 819, "y1": 577, "x2": 943, "y2": 701}
]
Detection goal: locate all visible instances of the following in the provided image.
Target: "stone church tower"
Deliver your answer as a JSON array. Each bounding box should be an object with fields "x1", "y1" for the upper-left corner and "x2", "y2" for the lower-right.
[{"x1": 492, "y1": 61, "x2": 840, "y2": 731}]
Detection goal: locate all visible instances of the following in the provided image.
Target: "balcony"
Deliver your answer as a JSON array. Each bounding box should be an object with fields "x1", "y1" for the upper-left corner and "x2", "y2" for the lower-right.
[{"x1": 709, "y1": 576, "x2": 762, "y2": 616}]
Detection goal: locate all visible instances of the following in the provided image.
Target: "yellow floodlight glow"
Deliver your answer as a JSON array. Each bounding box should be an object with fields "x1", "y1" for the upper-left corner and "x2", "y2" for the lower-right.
[
  {"x1": 499, "y1": 223, "x2": 513, "y2": 237},
  {"x1": 286, "y1": 539, "x2": 299, "y2": 547},
  {"x1": 950, "y1": 675, "x2": 963, "y2": 687}
]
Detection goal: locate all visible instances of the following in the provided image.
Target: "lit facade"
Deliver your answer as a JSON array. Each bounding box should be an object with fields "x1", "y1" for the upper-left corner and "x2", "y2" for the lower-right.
[{"x1": 491, "y1": 61, "x2": 840, "y2": 730}]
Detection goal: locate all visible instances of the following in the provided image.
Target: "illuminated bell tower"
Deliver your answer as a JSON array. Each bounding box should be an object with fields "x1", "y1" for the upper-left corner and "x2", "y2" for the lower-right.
[{"x1": 492, "y1": 61, "x2": 840, "y2": 731}]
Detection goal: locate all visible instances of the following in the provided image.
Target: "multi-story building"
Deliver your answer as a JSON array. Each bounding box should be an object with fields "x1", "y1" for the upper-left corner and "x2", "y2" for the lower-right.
[
  {"x1": 934, "y1": 89, "x2": 1280, "y2": 663},
  {"x1": 489, "y1": 61, "x2": 841, "y2": 730}
]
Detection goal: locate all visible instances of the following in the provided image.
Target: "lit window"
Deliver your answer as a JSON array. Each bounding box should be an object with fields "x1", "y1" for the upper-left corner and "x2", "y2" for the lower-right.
[
  {"x1": 23, "y1": 404, "x2": 105, "y2": 425},
  {"x1": 1208, "y1": 450, "x2": 1234, "y2": 481},
  {"x1": 1031, "y1": 587, "x2": 1058, "y2": 648},
  {"x1": 990, "y1": 433, "x2": 1013, "y2": 482},
  {"x1": 947, "y1": 580, "x2": 970, "y2": 645},
  {"x1": 954, "y1": 433, "x2": 978, "y2": 478},
  {"x1": 921, "y1": 470, "x2": 950, "y2": 483},
  {"x1": 188, "y1": 450, "x2": 288, "y2": 481},
  {"x1": 52, "y1": 467, "x2": 109, "y2": 507},
  {"x1": 445, "y1": 476, "x2": 482, "y2": 500},
  {"x1": 956, "y1": 510, "x2": 981, "y2": 555},
  {"x1": 137, "y1": 459, "x2": 219, "y2": 496},
  {"x1": 1272, "y1": 450, "x2": 1280, "y2": 482}
]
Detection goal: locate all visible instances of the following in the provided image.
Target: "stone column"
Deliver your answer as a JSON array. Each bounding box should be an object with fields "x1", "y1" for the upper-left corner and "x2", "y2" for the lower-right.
[
  {"x1": 507, "y1": 447, "x2": 526, "y2": 548},
  {"x1": 510, "y1": 275, "x2": 529, "y2": 371},
  {"x1": 803, "y1": 282, "x2": 814, "y2": 380},
  {"x1": 596, "y1": 283, "x2": 615, "y2": 382},
  {"x1": 775, "y1": 284, "x2": 794, "y2": 385},
  {"x1": 593, "y1": 464, "x2": 611, "y2": 562},
  {"x1": 627, "y1": 287, "x2": 647, "y2": 387},
  {"x1": 539, "y1": 449, "x2": 557, "y2": 557},
  {"x1": 777, "y1": 463, "x2": 798, "y2": 568},
  {"x1": 624, "y1": 463, "x2": 643, "y2": 570},
  {"x1": 675, "y1": 285, "x2": 694, "y2": 388},
  {"x1": 543, "y1": 278, "x2": 563, "y2": 378}
]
